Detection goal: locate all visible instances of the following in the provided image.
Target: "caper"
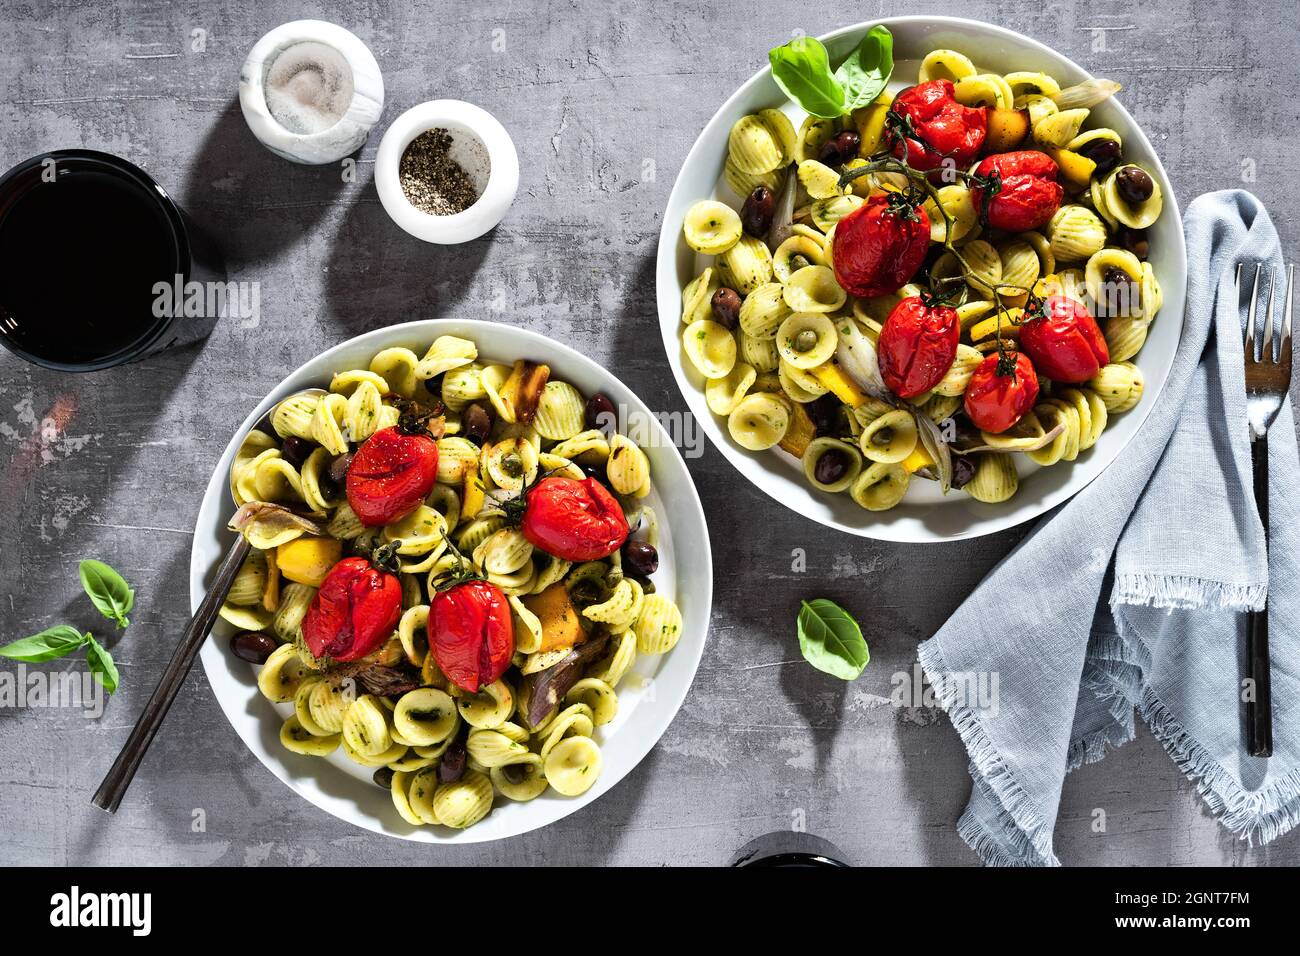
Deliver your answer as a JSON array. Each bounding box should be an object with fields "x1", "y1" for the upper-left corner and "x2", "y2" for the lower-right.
[
  {"x1": 813, "y1": 449, "x2": 849, "y2": 485},
  {"x1": 871, "y1": 427, "x2": 893, "y2": 446},
  {"x1": 793, "y1": 329, "x2": 819, "y2": 353},
  {"x1": 502, "y1": 453, "x2": 524, "y2": 478},
  {"x1": 1115, "y1": 165, "x2": 1154, "y2": 205},
  {"x1": 790, "y1": 254, "x2": 811, "y2": 272}
]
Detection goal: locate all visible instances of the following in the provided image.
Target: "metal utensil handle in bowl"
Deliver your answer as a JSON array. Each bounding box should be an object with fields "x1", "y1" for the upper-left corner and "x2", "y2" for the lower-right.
[{"x1": 92, "y1": 535, "x2": 251, "y2": 813}]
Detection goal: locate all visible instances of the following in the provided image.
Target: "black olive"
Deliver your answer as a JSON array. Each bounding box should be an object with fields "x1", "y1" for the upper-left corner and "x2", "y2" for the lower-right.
[
  {"x1": 623, "y1": 540, "x2": 659, "y2": 577},
  {"x1": 1115, "y1": 165, "x2": 1153, "y2": 205},
  {"x1": 372, "y1": 767, "x2": 395, "y2": 789},
  {"x1": 1077, "y1": 138, "x2": 1121, "y2": 175},
  {"x1": 326, "y1": 452, "x2": 354, "y2": 487},
  {"x1": 627, "y1": 573, "x2": 656, "y2": 595},
  {"x1": 807, "y1": 394, "x2": 841, "y2": 436},
  {"x1": 950, "y1": 454, "x2": 977, "y2": 489},
  {"x1": 813, "y1": 449, "x2": 849, "y2": 485},
  {"x1": 253, "y1": 412, "x2": 277, "y2": 438},
  {"x1": 741, "y1": 185, "x2": 776, "y2": 237},
  {"x1": 230, "y1": 632, "x2": 276, "y2": 664},
  {"x1": 462, "y1": 402, "x2": 493, "y2": 445},
  {"x1": 818, "y1": 130, "x2": 861, "y2": 166},
  {"x1": 438, "y1": 742, "x2": 467, "y2": 784},
  {"x1": 279, "y1": 435, "x2": 314, "y2": 467},
  {"x1": 585, "y1": 393, "x2": 617, "y2": 433},
  {"x1": 1116, "y1": 226, "x2": 1149, "y2": 259},
  {"x1": 711, "y1": 287, "x2": 742, "y2": 329}
]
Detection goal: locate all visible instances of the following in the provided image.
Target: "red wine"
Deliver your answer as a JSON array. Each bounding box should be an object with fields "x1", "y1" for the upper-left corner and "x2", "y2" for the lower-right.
[{"x1": 0, "y1": 151, "x2": 223, "y2": 370}]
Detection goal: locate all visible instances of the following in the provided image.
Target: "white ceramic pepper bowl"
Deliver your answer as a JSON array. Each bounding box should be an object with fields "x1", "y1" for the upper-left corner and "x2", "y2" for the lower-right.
[
  {"x1": 374, "y1": 100, "x2": 520, "y2": 244},
  {"x1": 238, "y1": 19, "x2": 384, "y2": 165}
]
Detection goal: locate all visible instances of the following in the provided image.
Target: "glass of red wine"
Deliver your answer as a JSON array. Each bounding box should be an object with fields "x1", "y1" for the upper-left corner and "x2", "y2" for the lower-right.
[{"x1": 0, "y1": 149, "x2": 225, "y2": 371}]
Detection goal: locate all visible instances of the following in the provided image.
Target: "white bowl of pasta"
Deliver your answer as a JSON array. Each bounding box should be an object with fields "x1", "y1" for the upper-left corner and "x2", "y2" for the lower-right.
[
  {"x1": 656, "y1": 16, "x2": 1186, "y2": 541},
  {"x1": 190, "y1": 320, "x2": 711, "y2": 842}
]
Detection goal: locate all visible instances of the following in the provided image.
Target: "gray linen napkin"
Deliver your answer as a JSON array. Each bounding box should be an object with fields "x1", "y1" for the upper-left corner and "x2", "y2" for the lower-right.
[{"x1": 918, "y1": 190, "x2": 1299, "y2": 866}]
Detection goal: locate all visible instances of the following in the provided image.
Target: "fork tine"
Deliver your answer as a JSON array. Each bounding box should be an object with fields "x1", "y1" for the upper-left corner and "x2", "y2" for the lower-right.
[
  {"x1": 1246, "y1": 263, "x2": 1261, "y2": 358},
  {"x1": 1284, "y1": 263, "x2": 1295, "y2": 368},
  {"x1": 1263, "y1": 268, "x2": 1277, "y2": 361}
]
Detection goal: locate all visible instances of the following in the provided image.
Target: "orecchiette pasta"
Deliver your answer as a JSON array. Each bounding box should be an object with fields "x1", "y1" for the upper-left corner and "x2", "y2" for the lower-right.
[
  {"x1": 237, "y1": 335, "x2": 686, "y2": 831},
  {"x1": 678, "y1": 39, "x2": 1164, "y2": 515}
]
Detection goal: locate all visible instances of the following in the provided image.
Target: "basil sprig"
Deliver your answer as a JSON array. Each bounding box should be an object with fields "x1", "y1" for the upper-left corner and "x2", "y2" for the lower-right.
[
  {"x1": 797, "y1": 598, "x2": 870, "y2": 680},
  {"x1": 80, "y1": 558, "x2": 135, "y2": 628},
  {"x1": 0, "y1": 625, "x2": 89, "y2": 662},
  {"x1": 768, "y1": 26, "x2": 895, "y2": 119},
  {"x1": 0, "y1": 559, "x2": 133, "y2": 694}
]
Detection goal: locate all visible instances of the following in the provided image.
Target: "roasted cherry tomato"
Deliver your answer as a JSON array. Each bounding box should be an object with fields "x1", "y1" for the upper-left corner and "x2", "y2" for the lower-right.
[
  {"x1": 970, "y1": 150, "x2": 1063, "y2": 231},
  {"x1": 878, "y1": 296, "x2": 961, "y2": 399},
  {"x1": 832, "y1": 193, "x2": 931, "y2": 298},
  {"x1": 886, "y1": 80, "x2": 988, "y2": 173},
  {"x1": 521, "y1": 476, "x2": 629, "y2": 561},
  {"x1": 1018, "y1": 295, "x2": 1110, "y2": 383},
  {"x1": 431, "y1": 580, "x2": 514, "y2": 693},
  {"x1": 345, "y1": 425, "x2": 439, "y2": 527},
  {"x1": 301, "y1": 557, "x2": 402, "y2": 662},
  {"x1": 963, "y1": 351, "x2": 1039, "y2": 434}
]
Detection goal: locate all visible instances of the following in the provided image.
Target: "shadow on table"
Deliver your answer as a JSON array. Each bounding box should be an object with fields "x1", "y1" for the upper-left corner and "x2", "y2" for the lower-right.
[
  {"x1": 180, "y1": 96, "x2": 347, "y2": 266},
  {"x1": 320, "y1": 176, "x2": 492, "y2": 337}
]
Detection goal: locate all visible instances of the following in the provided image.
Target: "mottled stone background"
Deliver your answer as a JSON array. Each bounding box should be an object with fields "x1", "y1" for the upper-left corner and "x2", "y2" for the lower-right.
[{"x1": 1, "y1": 0, "x2": 1297, "y2": 865}]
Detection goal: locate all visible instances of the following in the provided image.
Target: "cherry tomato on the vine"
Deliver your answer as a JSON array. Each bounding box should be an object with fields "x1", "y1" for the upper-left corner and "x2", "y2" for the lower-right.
[
  {"x1": 345, "y1": 425, "x2": 439, "y2": 527},
  {"x1": 878, "y1": 296, "x2": 961, "y2": 399},
  {"x1": 301, "y1": 557, "x2": 403, "y2": 662},
  {"x1": 521, "y1": 476, "x2": 629, "y2": 561},
  {"x1": 886, "y1": 80, "x2": 988, "y2": 174},
  {"x1": 970, "y1": 150, "x2": 1063, "y2": 232},
  {"x1": 963, "y1": 351, "x2": 1039, "y2": 434},
  {"x1": 431, "y1": 580, "x2": 515, "y2": 693},
  {"x1": 1018, "y1": 295, "x2": 1110, "y2": 383},
  {"x1": 832, "y1": 193, "x2": 931, "y2": 298}
]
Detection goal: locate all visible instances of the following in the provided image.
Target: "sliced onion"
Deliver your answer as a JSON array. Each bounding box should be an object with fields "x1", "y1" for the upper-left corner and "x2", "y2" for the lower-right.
[
  {"x1": 833, "y1": 319, "x2": 893, "y2": 402},
  {"x1": 955, "y1": 421, "x2": 1066, "y2": 454},
  {"x1": 766, "y1": 163, "x2": 798, "y2": 251},
  {"x1": 1051, "y1": 78, "x2": 1121, "y2": 110},
  {"x1": 229, "y1": 501, "x2": 327, "y2": 549},
  {"x1": 914, "y1": 413, "x2": 953, "y2": 494}
]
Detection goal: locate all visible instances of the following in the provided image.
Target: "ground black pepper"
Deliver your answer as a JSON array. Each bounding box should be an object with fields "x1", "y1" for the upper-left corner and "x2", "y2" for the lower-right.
[{"x1": 399, "y1": 128, "x2": 479, "y2": 216}]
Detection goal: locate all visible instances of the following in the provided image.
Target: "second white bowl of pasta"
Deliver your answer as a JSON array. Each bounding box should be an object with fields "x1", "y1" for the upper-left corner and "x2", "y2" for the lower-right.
[
  {"x1": 657, "y1": 16, "x2": 1186, "y2": 541},
  {"x1": 191, "y1": 320, "x2": 711, "y2": 842}
]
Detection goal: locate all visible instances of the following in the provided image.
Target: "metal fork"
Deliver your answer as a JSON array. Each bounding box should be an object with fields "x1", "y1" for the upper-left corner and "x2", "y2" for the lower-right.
[{"x1": 1241, "y1": 261, "x2": 1295, "y2": 758}]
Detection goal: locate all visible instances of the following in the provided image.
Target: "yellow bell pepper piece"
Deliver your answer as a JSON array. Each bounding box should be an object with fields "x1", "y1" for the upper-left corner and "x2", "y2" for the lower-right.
[
  {"x1": 901, "y1": 446, "x2": 935, "y2": 475},
  {"x1": 461, "y1": 463, "x2": 485, "y2": 520},
  {"x1": 276, "y1": 536, "x2": 343, "y2": 587},
  {"x1": 811, "y1": 362, "x2": 868, "y2": 408}
]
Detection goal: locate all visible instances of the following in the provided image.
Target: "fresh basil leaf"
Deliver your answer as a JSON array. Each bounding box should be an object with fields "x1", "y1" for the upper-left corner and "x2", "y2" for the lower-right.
[
  {"x1": 0, "y1": 625, "x2": 89, "y2": 663},
  {"x1": 797, "y1": 598, "x2": 869, "y2": 680},
  {"x1": 85, "y1": 636, "x2": 119, "y2": 695},
  {"x1": 834, "y1": 25, "x2": 894, "y2": 112},
  {"x1": 769, "y1": 36, "x2": 845, "y2": 119},
  {"x1": 79, "y1": 559, "x2": 134, "y2": 628}
]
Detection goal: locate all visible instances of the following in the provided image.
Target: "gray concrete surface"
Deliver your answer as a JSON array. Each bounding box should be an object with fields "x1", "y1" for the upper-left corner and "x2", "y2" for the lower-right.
[{"x1": 2, "y1": 0, "x2": 1298, "y2": 866}]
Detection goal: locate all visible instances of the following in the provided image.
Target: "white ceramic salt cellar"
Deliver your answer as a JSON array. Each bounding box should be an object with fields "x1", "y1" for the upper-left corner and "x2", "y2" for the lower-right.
[
  {"x1": 375, "y1": 100, "x2": 520, "y2": 244},
  {"x1": 239, "y1": 20, "x2": 384, "y2": 165}
]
